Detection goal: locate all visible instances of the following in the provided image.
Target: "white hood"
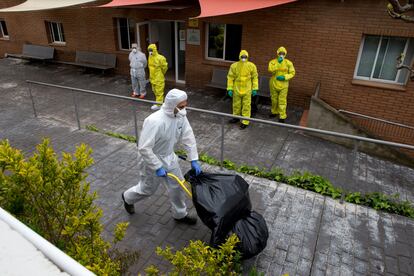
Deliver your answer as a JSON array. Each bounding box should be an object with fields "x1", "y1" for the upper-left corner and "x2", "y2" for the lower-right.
[{"x1": 161, "y1": 89, "x2": 188, "y2": 117}]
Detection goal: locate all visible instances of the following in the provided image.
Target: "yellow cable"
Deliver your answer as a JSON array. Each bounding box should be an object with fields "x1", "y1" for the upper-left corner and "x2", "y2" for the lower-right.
[{"x1": 167, "y1": 173, "x2": 192, "y2": 198}]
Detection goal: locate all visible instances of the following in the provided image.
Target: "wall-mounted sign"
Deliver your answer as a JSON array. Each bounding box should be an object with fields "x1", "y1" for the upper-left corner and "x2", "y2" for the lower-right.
[
  {"x1": 187, "y1": 29, "x2": 200, "y2": 45},
  {"x1": 188, "y1": 18, "x2": 199, "y2": 28}
]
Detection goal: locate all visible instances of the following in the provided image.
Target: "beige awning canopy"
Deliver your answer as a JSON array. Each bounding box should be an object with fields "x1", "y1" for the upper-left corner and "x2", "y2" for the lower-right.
[{"x1": 0, "y1": 0, "x2": 98, "y2": 12}]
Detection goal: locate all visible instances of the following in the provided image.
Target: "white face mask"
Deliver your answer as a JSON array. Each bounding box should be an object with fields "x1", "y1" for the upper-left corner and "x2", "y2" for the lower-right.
[
  {"x1": 241, "y1": 58, "x2": 247, "y2": 62},
  {"x1": 132, "y1": 48, "x2": 137, "y2": 53},
  {"x1": 175, "y1": 107, "x2": 187, "y2": 118},
  {"x1": 149, "y1": 52, "x2": 153, "y2": 56}
]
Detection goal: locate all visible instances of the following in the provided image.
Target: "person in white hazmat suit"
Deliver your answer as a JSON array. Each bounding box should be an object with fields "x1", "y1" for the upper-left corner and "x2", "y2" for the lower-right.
[
  {"x1": 122, "y1": 88, "x2": 202, "y2": 224},
  {"x1": 129, "y1": 43, "x2": 147, "y2": 98}
]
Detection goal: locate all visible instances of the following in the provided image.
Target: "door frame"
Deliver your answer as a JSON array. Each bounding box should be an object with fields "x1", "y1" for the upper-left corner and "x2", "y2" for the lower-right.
[
  {"x1": 174, "y1": 20, "x2": 186, "y2": 84},
  {"x1": 136, "y1": 21, "x2": 152, "y2": 51}
]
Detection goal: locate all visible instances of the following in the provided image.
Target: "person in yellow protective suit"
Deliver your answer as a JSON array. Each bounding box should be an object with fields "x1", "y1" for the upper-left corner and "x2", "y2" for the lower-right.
[
  {"x1": 148, "y1": 44, "x2": 168, "y2": 111},
  {"x1": 227, "y1": 50, "x2": 259, "y2": 129},
  {"x1": 268, "y1": 46, "x2": 295, "y2": 123}
]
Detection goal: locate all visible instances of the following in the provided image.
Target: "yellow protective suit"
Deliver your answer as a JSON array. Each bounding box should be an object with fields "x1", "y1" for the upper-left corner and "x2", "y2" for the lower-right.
[
  {"x1": 268, "y1": 46, "x2": 295, "y2": 119},
  {"x1": 227, "y1": 50, "x2": 259, "y2": 126},
  {"x1": 148, "y1": 44, "x2": 168, "y2": 104}
]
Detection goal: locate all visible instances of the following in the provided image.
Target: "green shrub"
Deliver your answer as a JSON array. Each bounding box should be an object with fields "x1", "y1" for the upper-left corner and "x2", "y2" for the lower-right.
[
  {"x1": 145, "y1": 234, "x2": 242, "y2": 275},
  {"x1": 0, "y1": 139, "x2": 138, "y2": 275}
]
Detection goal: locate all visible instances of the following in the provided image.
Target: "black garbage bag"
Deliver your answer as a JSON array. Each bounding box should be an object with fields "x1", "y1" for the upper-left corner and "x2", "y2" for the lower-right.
[
  {"x1": 185, "y1": 170, "x2": 252, "y2": 246},
  {"x1": 231, "y1": 211, "x2": 269, "y2": 259}
]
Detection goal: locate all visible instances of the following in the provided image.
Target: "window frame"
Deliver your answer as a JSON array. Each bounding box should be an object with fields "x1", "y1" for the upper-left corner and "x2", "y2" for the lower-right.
[
  {"x1": 354, "y1": 35, "x2": 412, "y2": 85},
  {"x1": 0, "y1": 19, "x2": 9, "y2": 39},
  {"x1": 48, "y1": 21, "x2": 65, "y2": 44},
  {"x1": 117, "y1": 18, "x2": 135, "y2": 51},
  {"x1": 205, "y1": 23, "x2": 242, "y2": 62}
]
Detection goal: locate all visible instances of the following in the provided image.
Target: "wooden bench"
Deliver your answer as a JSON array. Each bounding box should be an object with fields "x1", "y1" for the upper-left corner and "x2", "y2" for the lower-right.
[
  {"x1": 7, "y1": 44, "x2": 54, "y2": 61},
  {"x1": 206, "y1": 68, "x2": 228, "y2": 90},
  {"x1": 258, "y1": 76, "x2": 271, "y2": 98},
  {"x1": 65, "y1": 51, "x2": 116, "y2": 73}
]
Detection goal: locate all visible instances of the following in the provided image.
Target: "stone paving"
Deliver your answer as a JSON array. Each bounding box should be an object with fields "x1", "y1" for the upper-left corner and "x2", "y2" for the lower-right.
[{"x1": 0, "y1": 58, "x2": 414, "y2": 275}]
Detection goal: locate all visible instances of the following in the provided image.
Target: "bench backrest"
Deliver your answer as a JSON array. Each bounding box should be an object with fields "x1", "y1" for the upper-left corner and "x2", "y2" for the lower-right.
[
  {"x1": 258, "y1": 75, "x2": 271, "y2": 97},
  {"x1": 76, "y1": 51, "x2": 116, "y2": 67},
  {"x1": 22, "y1": 44, "x2": 54, "y2": 59},
  {"x1": 211, "y1": 68, "x2": 228, "y2": 88}
]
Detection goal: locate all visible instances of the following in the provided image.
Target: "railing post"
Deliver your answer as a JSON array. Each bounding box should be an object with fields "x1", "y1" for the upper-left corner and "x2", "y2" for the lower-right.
[
  {"x1": 28, "y1": 82, "x2": 37, "y2": 118},
  {"x1": 133, "y1": 106, "x2": 139, "y2": 147},
  {"x1": 341, "y1": 140, "x2": 359, "y2": 203},
  {"x1": 220, "y1": 116, "x2": 225, "y2": 170},
  {"x1": 72, "y1": 90, "x2": 81, "y2": 130}
]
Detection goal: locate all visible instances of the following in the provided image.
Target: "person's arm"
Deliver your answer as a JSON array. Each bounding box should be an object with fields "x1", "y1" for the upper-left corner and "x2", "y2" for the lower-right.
[
  {"x1": 227, "y1": 65, "x2": 235, "y2": 91},
  {"x1": 179, "y1": 118, "x2": 199, "y2": 161},
  {"x1": 285, "y1": 60, "x2": 296, "y2": 80},
  {"x1": 251, "y1": 64, "x2": 259, "y2": 90},
  {"x1": 138, "y1": 118, "x2": 163, "y2": 170},
  {"x1": 161, "y1": 56, "x2": 168, "y2": 75},
  {"x1": 268, "y1": 60, "x2": 278, "y2": 75}
]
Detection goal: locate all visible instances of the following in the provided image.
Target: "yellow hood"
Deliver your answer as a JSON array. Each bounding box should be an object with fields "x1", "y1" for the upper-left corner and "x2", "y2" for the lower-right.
[
  {"x1": 277, "y1": 46, "x2": 287, "y2": 56},
  {"x1": 148, "y1": 44, "x2": 159, "y2": 55},
  {"x1": 239, "y1": 50, "x2": 249, "y2": 60}
]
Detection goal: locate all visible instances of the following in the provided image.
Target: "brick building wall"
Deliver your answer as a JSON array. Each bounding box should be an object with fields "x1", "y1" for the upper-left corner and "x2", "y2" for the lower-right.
[{"x1": 0, "y1": 0, "x2": 413, "y2": 136}]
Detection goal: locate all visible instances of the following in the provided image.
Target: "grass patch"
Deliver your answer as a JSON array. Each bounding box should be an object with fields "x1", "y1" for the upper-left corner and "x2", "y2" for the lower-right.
[{"x1": 85, "y1": 125, "x2": 414, "y2": 219}]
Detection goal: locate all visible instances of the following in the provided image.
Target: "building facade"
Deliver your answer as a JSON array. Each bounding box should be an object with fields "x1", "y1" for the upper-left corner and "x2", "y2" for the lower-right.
[{"x1": 0, "y1": 0, "x2": 413, "y2": 143}]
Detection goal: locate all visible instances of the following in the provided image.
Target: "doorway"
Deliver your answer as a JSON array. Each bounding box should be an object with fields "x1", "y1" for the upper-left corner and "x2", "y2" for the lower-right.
[{"x1": 136, "y1": 20, "x2": 186, "y2": 84}]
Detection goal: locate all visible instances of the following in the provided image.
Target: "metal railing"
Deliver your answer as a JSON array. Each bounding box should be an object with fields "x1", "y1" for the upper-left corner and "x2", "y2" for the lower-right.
[
  {"x1": 26, "y1": 80, "x2": 414, "y2": 202},
  {"x1": 339, "y1": 109, "x2": 414, "y2": 144},
  {"x1": 0, "y1": 207, "x2": 95, "y2": 276}
]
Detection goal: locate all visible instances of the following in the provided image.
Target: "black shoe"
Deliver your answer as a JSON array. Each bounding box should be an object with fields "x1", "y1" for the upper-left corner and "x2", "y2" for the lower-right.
[
  {"x1": 279, "y1": 119, "x2": 285, "y2": 123},
  {"x1": 269, "y1": 114, "x2": 278, "y2": 118},
  {"x1": 229, "y1": 118, "x2": 239, "y2": 124},
  {"x1": 174, "y1": 214, "x2": 197, "y2": 225},
  {"x1": 122, "y1": 193, "x2": 135, "y2": 214},
  {"x1": 240, "y1": 124, "x2": 248, "y2": 129}
]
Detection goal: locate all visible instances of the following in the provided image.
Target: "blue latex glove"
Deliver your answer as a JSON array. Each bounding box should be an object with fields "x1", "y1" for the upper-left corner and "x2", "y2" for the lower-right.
[
  {"x1": 227, "y1": 90, "x2": 233, "y2": 98},
  {"x1": 278, "y1": 56, "x2": 284, "y2": 63},
  {"x1": 276, "y1": 76, "x2": 285, "y2": 81},
  {"x1": 252, "y1": 90, "x2": 258, "y2": 97},
  {"x1": 191, "y1": 160, "x2": 202, "y2": 176},
  {"x1": 156, "y1": 167, "x2": 167, "y2": 177}
]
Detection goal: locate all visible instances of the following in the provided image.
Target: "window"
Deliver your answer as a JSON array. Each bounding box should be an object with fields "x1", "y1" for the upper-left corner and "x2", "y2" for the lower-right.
[
  {"x1": 117, "y1": 18, "x2": 136, "y2": 50},
  {"x1": 47, "y1": 22, "x2": 65, "y2": 43},
  {"x1": 206, "y1": 23, "x2": 242, "y2": 61},
  {"x1": 354, "y1": 35, "x2": 414, "y2": 85},
  {"x1": 0, "y1": 19, "x2": 9, "y2": 39}
]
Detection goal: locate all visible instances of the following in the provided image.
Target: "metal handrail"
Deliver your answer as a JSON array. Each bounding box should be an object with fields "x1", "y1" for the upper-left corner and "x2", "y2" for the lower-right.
[
  {"x1": 338, "y1": 109, "x2": 414, "y2": 131},
  {"x1": 26, "y1": 80, "x2": 414, "y2": 151}
]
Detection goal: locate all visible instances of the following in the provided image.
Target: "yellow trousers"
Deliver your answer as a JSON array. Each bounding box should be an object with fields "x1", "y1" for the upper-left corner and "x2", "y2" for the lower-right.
[
  {"x1": 233, "y1": 92, "x2": 251, "y2": 125},
  {"x1": 270, "y1": 87, "x2": 288, "y2": 119},
  {"x1": 152, "y1": 82, "x2": 165, "y2": 105}
]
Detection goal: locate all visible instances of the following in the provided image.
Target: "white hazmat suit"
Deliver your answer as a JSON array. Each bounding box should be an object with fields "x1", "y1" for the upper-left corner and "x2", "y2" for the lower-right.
[
  {"x1": 129, "y1": 47, "x2": 147, "y2": 96},
  {"x1": 123, "y1": 89, "x2": 198, "y2": 219}
]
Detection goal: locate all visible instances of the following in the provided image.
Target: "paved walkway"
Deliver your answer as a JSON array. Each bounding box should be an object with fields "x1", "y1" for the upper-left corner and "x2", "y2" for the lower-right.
[{"x1": 0, "y1": 58, "x2": 413, "y2": 275}]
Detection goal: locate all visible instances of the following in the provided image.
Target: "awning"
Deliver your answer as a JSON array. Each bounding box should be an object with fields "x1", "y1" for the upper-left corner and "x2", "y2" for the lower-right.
[
  {"x1": 100, "y1": 0, "x2": 171, "y2": 8},
  {"x1": 0, "y1": 0, "x2": 98, "y2": 12},
  {"x1": 197, "y1": 0, "x2": 297, "y2": 18}
]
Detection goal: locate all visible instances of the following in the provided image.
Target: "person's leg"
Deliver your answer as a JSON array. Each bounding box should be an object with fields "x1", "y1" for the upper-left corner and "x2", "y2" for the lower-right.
[
  {"x1": 131, "y1": 75, "x2": 139, "y2": 95},
  {"x1": 153, "y1": 82, "x2": 164, "y2": 104},
  {"x1": 137, "y1": 74, "x2": 147, "y2": 97},
  {"x1": 123, "y1": 166, "x2": 160, "y2": 205},
  {"x1": 164, "y1": 167, "x2": 187, "y2": 219},
  {"x1": 240, "y1": 93, "x2": 252, "y2": 126},
  {"x1": 270, "y1": 88, "x2": 279, "y2": 116},
  {"x1": 278, "y1": 87, "x2": 288, "y2": 120},
  {"x1": 229, "y1": 92, "x2": 242, "y2": 123}
]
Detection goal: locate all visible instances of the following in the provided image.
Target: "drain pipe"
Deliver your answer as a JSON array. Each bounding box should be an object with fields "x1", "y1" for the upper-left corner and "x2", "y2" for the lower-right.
[{"x1": 0, "y1": 207, "x2": 95, "y2": 276}]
